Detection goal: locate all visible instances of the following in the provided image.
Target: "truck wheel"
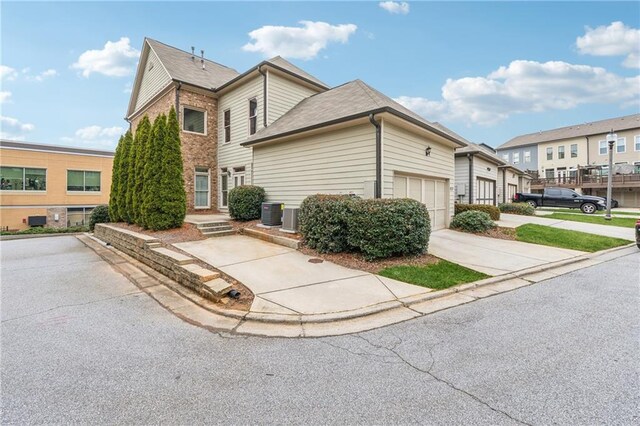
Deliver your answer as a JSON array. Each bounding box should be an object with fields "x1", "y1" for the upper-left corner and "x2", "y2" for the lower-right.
[
  {"x1": 527, "y1": 200, "x2": 537, "y2": 209},
  {"x1": 581, "y1": 203, "x2": 596, "y2": 214}
]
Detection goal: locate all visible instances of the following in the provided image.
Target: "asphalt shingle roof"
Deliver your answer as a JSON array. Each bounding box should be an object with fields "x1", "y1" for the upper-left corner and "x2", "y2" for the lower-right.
[
  {"x1": 266, "y1": 56, "x2": 328, "y2": 88},
  {"x1": 497, "y1": 113, "x2": 640, "y2": 149}
]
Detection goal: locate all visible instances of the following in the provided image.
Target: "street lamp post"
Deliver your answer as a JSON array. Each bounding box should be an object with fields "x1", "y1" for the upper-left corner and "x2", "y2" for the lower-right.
[{"x1": 605, "y1": 130, "x2": 617, "y2": 220}]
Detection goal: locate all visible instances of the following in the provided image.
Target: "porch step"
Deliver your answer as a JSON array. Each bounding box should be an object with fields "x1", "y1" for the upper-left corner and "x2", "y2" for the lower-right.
[
  {"x1": 196, "y1": 221, "x2": 230, "y2": 229},
  {"x1": 198, "y1": 224, "x2": 233, "y2": 232},
  {"x1": 202, "y1": 229, "x2": 236, "y2": 238}
]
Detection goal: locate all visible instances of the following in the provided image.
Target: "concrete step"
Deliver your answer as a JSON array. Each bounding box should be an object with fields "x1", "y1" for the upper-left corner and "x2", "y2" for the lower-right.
[
  {"x1": 196, "y1": 221, "x2": 231, "y2": 229},
  {"x1": 150, "y1": 247, "x2": 194, "y2": 265},
  {"x1": 179, "y1": 263, "x2": 221, "y2": 283},
  {"x1": 199, "y1": 225, "x2": 233, "y2": 233},
  {"x1": 203, "y1": 278, "x2": 233, "y2": 296},
  {"x1": 202, "y1": 229, "x2": 236, "y2": 238}
]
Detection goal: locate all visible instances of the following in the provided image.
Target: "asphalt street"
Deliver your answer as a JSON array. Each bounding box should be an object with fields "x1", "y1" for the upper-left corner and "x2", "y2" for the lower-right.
[{"x1": 2, "y1": 236, "x2": 638, "y2": 425}]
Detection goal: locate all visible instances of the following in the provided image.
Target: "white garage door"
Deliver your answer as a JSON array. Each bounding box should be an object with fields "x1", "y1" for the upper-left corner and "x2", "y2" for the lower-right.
[{"x1": 393, "y1": 175, "x2": 449, "y2": 230}]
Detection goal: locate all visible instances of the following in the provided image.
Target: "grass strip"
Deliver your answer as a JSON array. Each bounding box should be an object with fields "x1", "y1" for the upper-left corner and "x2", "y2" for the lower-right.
[
  {"x1": 537, "y1": 208, "x2": 640, "y2": 217},
  {"x1": 544, "y1": 213, "x2": 637, "y2": 228},
  {"x1": 515, "y1": 224, "x2": 631, "y2": 252},
  {"x1": 379, "y1": 260, "x2": 489, "y2": 290}
]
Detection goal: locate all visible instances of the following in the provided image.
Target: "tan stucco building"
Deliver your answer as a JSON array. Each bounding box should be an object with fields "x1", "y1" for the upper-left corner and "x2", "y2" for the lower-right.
[{"x1": 0, "y1": 141, "x2": 114, "y2": 231}]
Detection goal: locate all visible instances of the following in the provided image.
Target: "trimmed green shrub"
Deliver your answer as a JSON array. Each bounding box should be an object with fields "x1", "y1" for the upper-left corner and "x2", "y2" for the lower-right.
[
  {"x1": 132, "y1": 116, "x2": 151, "y2": 225},
  {"x1": 299, "y1": 194, "x2": 356, "y2": 253},
  {"x1": 142, "y1": 113, "x2": 167, "y2": 229},
  {"x1": 158, "y1": 106, "x2": 187, "y2": 228},
  {"x1": 348, "y1": 198, "x2": 431, "y2": 260},
  {"x1": 454, "y1": 203, "x2": 500, "y2": 221},
  {"x1": 89, "y1": 205, "x2": 110, "y2": 231},
  {"x1": 499, "y1": 202, "x2": 535, "y2": 216},
  {"x1": 228, "y1": 185, "x2": 266, "y2": 221},
  {"x1": 117, "y1": 130, "x2": 133, "y2": 223},
  {"x1": 108, "y1": 135, "x2": 124, "y2": 222},
  {"x1": 1, "y1": 226, "x2": 88, "y2": 236},
  {"x1": 450, "y1": 210, "x2": 496, "y2": 233}
]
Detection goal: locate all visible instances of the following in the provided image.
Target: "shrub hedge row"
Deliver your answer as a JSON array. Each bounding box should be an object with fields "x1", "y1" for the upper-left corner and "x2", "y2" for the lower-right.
[
  {"x1": 299, "y1": 195, "x2": 431, "y2": 260},
  {"x1": 228, "y1": 185, "x2": 266, "y2": 221},
  {"x1": 450, "y1": 210, "x2": 496, "y2": 233},
  {"x1": 454, "y1": 203, "x2": 500, "y2": 220},
  {"x1": 498, "y1": 202, "x2": 535, "y2": 216}
]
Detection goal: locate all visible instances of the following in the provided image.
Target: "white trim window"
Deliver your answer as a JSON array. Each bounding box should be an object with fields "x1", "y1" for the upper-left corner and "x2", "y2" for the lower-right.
[
  {"x1": 249, "y1": 98, "x2": 258, "y2": 135},
  {"x1": 558, "y1": 146, "x2": 565, "y2": 159},
  {"x1": 635, "y1": 135, "x2": 640, "y2": 152},
  {"x1": 220, "y1": 168, "x2": 229, "y2": 208},
  {"x1": 0, "y1": 166, "x2": 47, "y2": 191},
  {"x1": 570, "y1": 144, "x2": 578, "y2": 158},
  {"x1": 513, "y1": 152, "x2": 520, "y2": 164},
  {"x1": 546, "y1": 147, "x2": 553, "y2": 160},
  {"x1": 616, "y1": 137, "x2": 626, "y2": 153},
  {"x1": 182, "y1": 106, "x2": 206, "y2": 135},
  {"x1": 67, "y1": 170, "x2": 100, "y2": 192},
  {"x1": 523, "y1": 151, "x2": 531, "y2": 163},
  {"x1": 599, "y1": 140, "x2": 607, "y2": 155},
  {"x1": 223, "y1": 109, "x2": 231, "y2": 143},
  {"x1": 501, "y1": 153, "x2": 509, "y2": 162},
  {"x1": 194, "y1": 167, "x2": 210, "y2": 209}
]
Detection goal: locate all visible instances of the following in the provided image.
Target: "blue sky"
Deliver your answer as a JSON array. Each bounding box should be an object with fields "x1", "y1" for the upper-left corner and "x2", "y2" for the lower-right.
[{"x1": 1, "y1": 1, "x2": 639, "y2": 150}]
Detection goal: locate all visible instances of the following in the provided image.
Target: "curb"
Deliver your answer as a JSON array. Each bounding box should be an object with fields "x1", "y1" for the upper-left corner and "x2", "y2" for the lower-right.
[
  {"x1": 77, "y1": 233, "x2": 637, "y2": 338},
  {"x1": 0, "y1": 232, "x2": 86, "y2": 241}
]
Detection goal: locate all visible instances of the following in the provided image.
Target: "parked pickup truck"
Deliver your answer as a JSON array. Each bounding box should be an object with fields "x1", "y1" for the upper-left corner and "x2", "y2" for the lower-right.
[{"x1": 514, "y1": 187, "x2": 607, "y2": 214}]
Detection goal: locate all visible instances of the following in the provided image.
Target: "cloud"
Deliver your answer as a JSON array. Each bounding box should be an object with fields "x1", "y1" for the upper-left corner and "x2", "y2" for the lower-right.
[
  {"x1": 33, "y1": 69, "x2": 58, "y2": 82},
  {"x1": 60, "y1": 125, "x2": 124, "y2": 149},
  {"x1": 576, "y1": 21, "x2": 640, "y2": 69},
  {"x1": 0, "y1": 115, "x2": 35, "y2": 140},
  {"x1": 0, "y1": 65, "x2": 18, "y2": 81},
  {"x1": 71, "y1": 37, "x2": 140, "y2": 77},
  {"x1": 394, "y1": 60, "x2": 640, "y2": 126},
  {"x1": 379, "y1": 1, "x2": 410, "y2": 14},
  {"x1": 0, "y1": 91, "x2": 11, "y2": 104},
  {"x1": 242, "y1": 21, "x2": 357, "y2": 60}
]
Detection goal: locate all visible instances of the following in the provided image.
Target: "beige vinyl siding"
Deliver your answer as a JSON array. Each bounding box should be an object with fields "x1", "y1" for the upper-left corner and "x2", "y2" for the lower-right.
[
  {"x1": 267, "y1": 72, "x2": 318, "y2": 125},
  {"x1": 455, "y1": 156, "x2": 470, "y2": 204},
  {"x1": 382, "y1": 121, "x2": 455, "y2": 222},
  {"x1": 252, "y1": 124, "x2": 376, "y2": 206},
  {"x1": 218, "y1": 76, "x2": 264, "y2": 184},
  {"x1": 499, "y1": 169, "x2": 520, "y2": 203},
  {"x1": 135, "y1": 48, "x2": 171, "y2": 112},
  {"x1": 473, "y1": 156, "x2": 498, "y2": 205}
]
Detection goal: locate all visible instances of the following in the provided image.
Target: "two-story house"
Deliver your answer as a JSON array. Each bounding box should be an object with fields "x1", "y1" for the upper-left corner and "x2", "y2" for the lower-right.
[
  {"x1": 126, "y1": 38, "x2": 468, "y2": 229},
  {"x1": 497, "y1": 114, "x2": 640, "y2": 207}
]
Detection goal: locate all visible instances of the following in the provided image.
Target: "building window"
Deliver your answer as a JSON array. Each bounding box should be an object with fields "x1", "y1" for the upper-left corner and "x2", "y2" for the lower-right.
[
  {"x1": 616, "y1": 137, "x2": 626, "y2": 153},
  {"x1": 0, "y1": 166, "x2": 46, "y2": 191},
  {"x1": 546, "y1": 147, "x2": 553, "y2": 160},
  {"x1": 224, "y1": 109, "x2": 231, "y2": 143},
  {"x1": 502, "y1": 153, "x2": 509, "y2": 162},
  {"x1": 524, "y1": 151, "x2": 531, "y2": 163},
  {"x1": 571, "y1": 144, "x2": 578, "y2": 158},
  {"x1": 220, "y1": 168, "x2": 229, "y2": 207},
  {"x1": 183, "y1": 107, "x2": 206, "y2": 134},
  {"x1": 249, "y1": 98, "x2": 258, "y2": 135},
  {"x1": 67, "y1": 207, "x2": 94, "y2": 227},
  {"x1": 558, "y1": 146, "x2": 565, "y2": 159},
  {"x1": 194, "y1": 167, "x2": 210, "y2": 209},
  {"x1": 599, "y1": 140, "x2": 607, "y2": 155},
  {"x1": 67, "y1": 170, "x2": 101, "y2": 192},
  {"x1": 513, "y1": 152, "x2": 520, "y2": 164},
  {"x1": 545, "y1": 168, "x2": 555, "y2": 179}
]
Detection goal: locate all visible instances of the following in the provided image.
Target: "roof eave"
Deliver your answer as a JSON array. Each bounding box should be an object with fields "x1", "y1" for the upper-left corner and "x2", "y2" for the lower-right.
[{"x1": 215, "y1": 61, "x2": 329, "y2": 94}]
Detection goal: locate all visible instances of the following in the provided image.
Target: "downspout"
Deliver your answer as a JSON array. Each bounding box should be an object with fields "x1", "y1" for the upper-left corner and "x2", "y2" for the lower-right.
[
  {"x1": 257, "y1": 66, "x2": 268, "y2": 127},
  {"x1": 585, "y1": 136, "x2": 590, "y2": 166},
  {"x1": 175, "y1": 82, "x2": 182, "y2": 116},
  {"x1": 502, "y1": 168, "x2": 507, "y2": 203},
  {"x1": 467, "y1": 154, "x2": 473, "y2": 204},
  {"x1": 369, "y1": 114, "x2": 382, "y2": 198}
]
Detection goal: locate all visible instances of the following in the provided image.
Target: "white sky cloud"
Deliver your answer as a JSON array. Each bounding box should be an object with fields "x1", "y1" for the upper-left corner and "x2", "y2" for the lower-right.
[
  {"x1": 0, "y1": 65, "x2": 18, "y2": 81},
  {"x1": 379, "y1": 1, "x2": 410, "y2": 15},
  {"x1": 242, "y1": 21, "x2": 357, "y2": 60},
  {"x1": 0, "y1": 115, "x2": 35, "y2": 140},
  {"x1": 60, "y1": 125, "x2": 124, "y2": 149},
  {"x1": 71, "y1": 37, "x2": 140, "y2": 77},
  {"x1": 576, "y1": 21, "x2": 640, "y2": 69},
  {"x1": 395, "y1": 60, "x2": 640, "y2": 125},
  {"x1": 0, "y1": 91, "x2": 11, "y2": 104}
]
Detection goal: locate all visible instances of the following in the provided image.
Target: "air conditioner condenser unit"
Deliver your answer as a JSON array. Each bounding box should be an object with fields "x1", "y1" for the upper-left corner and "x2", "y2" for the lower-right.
[{"x1": 281, "y1": 207, "x2": 300, "y2": 233}]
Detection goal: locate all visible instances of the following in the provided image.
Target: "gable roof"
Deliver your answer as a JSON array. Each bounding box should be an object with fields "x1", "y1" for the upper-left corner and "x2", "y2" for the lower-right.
[
  {"x1": 455, "y1": 142, "x2": 506, "y2": 166},
  {"x1": 266, "y1": 56, "x2": 327, "y2": 88},
  {"x1": 242, "y1": 80, "x2": 467, "y2": 147},
  {"x1": 497, "y1": 113, "x2": 640, "y2": 150}
]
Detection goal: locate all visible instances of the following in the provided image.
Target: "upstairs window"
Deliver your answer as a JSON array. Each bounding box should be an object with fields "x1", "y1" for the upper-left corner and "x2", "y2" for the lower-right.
[
  {"x1": 524, "y1": 151, "x2": 531, "y2": 163},
  {"x1": 558, "y1": 146, "x2": 565, "y2": 159},
  {"x1": 249, "y1": 98, "x2": 258, "y2": 135},
  {"x1": 616, "y1": 137, "x2": 626, "y2": 153},
  {"x1": 501, "y1": 153, "x2": 509, "y2": 162},
  {"x1": 546, "y1": 147, "x2": 553, "y2": 160},
  {"x1": 67, "y1": 170, "x2": 101, "y2": 192},
  {"x1": 0, "y1": 166, "x2": 46, "y2": 191},
  {"x1": 599, "y1": 140, "x2": 607, "y2": 155},
  {"x1": 224, "y1": 109, "x2": 231, "y2": 143},
  {"x1": 571, "y1": 144, "x2": 578, "y2": 158},
  {"x1": 635, "y1": 135, "x2": 640, "y2": 151},
  {"x1": 183, "y1": 107, "x2": 206, "y2": 134},
  {"x1": 512, "y1": 152, "x2": 520, "y2": 164}
]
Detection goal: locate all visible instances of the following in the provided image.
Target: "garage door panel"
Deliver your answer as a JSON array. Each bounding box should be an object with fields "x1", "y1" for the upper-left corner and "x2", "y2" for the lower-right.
[
  {"x1": 394, "y1": 176, "x2": 407, "y2": 198},
  {"x1": 393, "y1": 174, "x2": 449, "y2": 230}
]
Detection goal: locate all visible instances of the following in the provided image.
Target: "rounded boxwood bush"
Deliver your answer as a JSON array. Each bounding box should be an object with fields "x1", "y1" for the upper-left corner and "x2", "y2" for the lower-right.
[
  {"x1": 89, "y1": 205, "x2": 110, "y2": 231},
  {"x1": 228, "y1": 185, "x2": 266, "y2": 221},
  {"x1": 347, "y1": 198, "x2": 431, "y2": 260},
  {"x1": 498, "y1": 202, "x2": 535, "y2": 216},
  {"x1": 299, "y1": 194, "x2": 356, "y2": 253},
  {"x1": 454, "y1": 203, "x2": 500, "y2": 220},
  {"x1": 450, "y1": 210, "x2": 496, "y2": 233}
]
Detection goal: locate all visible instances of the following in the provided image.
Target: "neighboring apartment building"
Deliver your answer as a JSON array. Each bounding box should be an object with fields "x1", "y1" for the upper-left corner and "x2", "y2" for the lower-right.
[
  {"x1": 497, "y1": 114, "x2": 640, "y2": 207},
  {"x1": 0, "y1": 140, "x2": 114, "y2": 231},
  {"x1": 126, "y1": 38, "x2": 468, "y2": 229}
]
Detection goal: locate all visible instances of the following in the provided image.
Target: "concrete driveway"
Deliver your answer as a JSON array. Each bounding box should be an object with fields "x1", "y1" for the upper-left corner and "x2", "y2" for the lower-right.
[
  {"x1": 174, "y1": 236, "x2": 431, "y2": 317},
  {"x1": 497, "y1": 213, "x2": 635, "y2": 240},
  {"x1": 428, "y1": 229, "x2": 584, "y2": 276}
]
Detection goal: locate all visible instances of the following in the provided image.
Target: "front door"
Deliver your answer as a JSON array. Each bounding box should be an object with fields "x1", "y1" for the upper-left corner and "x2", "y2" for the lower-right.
[
  {"x1": 194, "y1": 167, "x2": 210, "y2": 209},
  {"x1": 233, "y1": 172, "x2": 245, "y2": 189}
]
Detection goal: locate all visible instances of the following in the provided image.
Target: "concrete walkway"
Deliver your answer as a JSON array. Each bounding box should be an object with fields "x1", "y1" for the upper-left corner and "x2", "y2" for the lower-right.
[
  {"x1": 428, "y1": 229, "x2": 585, "y2": 276},
  {"x1": 497, "y1": 213, "x2": 635, "y2": 240},
  {"x1": 174, "y1": 235, "x2": 432, "y2": 319}
]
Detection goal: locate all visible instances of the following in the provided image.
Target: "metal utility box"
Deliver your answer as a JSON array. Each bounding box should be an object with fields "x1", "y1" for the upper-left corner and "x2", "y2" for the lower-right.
[
  {"x1": 261, "y1": 202, "x2": 284, "y2": 226},
  {"x1": 28, "y1": 216, "x2": 46, "y2": 227},
  {"x1": 281, "y1": 207, "x2": 300, "y2": 233}
]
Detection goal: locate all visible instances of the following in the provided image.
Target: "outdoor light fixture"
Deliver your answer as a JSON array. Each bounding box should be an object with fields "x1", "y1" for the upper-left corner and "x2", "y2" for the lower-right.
[
  {"x1": 605, "y1": 129, "x2": 617, "y2": 220},
  {"x1": 425, "y1": 146, "x2": 432, "y2": 157}
]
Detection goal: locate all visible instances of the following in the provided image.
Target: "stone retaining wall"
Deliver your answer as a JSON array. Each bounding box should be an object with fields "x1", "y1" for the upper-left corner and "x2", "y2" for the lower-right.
[{"x1": 94, "y1": 224, "x2": 230, "y2": 301}]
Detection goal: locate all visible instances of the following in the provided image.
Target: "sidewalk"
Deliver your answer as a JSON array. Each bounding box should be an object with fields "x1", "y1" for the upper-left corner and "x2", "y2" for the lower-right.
[{"x1": 497, "y1": 213, "x2": 634, "y2": 240}]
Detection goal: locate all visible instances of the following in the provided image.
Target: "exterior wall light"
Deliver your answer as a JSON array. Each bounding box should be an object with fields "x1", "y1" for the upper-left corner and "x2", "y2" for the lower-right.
[
  {"x1": 605, "y1": 129, "x2": 617, "y2": 220},
  {"x1": 425, "y1": 146, "x2": 432, "y2": 157}
]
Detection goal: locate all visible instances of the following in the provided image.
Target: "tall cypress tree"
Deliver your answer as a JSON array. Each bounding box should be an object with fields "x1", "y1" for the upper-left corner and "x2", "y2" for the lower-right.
[
  {"x1": 142, "y1": 114, "x2": 167, "y2": 230},
  {"x1": 117, "y1": 130, "x2": 133, "y2": 223},
  {"x1": 125, "y1": 126, "x2": 138, "y2": 224},
  {"x1": 108, "y1": 135, "x2": 124, "y2": 222},
  {"x1": 132, "y1": 116, "x2": 151, "y2": 225},
  {"x1": 160, "y1": 106, "x2": 187, "y2": 228}
]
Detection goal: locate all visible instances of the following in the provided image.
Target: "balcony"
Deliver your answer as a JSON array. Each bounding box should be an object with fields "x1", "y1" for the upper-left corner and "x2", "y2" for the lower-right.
[{"x1": 531, "y1": 174, "x2": 640, "y2": 189}]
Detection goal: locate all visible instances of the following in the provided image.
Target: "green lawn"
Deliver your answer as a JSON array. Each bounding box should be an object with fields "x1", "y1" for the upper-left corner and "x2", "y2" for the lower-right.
[
  {"x1": 379, "y1": 260, "x2": 489, "y2": 290},
  {"x1": 537, "y1": 208, "x2": 640, "y2": 217},
  {"x1": 544, "y1": 213, "x2": 637, "y2": 228},
  {"x1": 515, "y1": 224, "x2": 631, "y2": 252}
]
